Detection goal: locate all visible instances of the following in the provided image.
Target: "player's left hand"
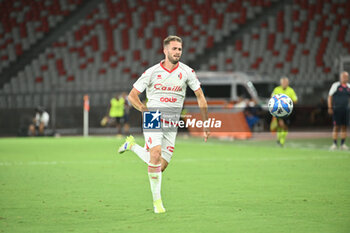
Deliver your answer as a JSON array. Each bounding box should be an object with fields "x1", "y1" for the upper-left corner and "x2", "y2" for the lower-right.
[{"x1": 204, "y1": 128, "x2": 210, "y2": 142}]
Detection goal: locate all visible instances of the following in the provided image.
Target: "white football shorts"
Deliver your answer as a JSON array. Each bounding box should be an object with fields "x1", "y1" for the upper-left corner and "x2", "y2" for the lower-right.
[{"x1": 143, "y1": 130, "x2": 177, "y2": 163}]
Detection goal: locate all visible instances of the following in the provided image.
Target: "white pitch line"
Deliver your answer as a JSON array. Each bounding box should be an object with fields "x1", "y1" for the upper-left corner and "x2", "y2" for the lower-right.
[
  {"x1": 0, "y1": 155, "x2": 349, "y2": 167},
  {"x1": 0, "y1": 160, "x2": 114, "y2": 166},
  {"x1": 175, "y1": 155, "x2": 350, "y2": 163}
]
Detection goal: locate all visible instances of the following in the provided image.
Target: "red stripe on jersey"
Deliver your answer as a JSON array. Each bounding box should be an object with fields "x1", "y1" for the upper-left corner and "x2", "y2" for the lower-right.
[
  {"x1": 133, "y1": 85, "x2": 142, "y2": 93},
  {"x1": 160, "y1": 61, "x2": 179, "y2": 73},
  {"x1": 193, "y1": 86, "x2": 201, "y2": 92}
]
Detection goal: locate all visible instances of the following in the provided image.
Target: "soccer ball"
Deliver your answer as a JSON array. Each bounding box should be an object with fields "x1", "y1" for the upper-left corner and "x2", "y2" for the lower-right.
[{"x1": 268, "y1": 94, "x2": 293, "y2": 118}]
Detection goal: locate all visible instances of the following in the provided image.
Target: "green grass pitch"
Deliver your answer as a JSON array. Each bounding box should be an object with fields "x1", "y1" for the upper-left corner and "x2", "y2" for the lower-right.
[{"x1": 0, "y1": 136, "x2": 349, "y2": 233}]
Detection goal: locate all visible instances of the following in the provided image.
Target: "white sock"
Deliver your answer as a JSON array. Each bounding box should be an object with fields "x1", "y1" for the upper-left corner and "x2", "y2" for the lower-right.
[
  {"x1": 131, "y1": 144, "x2": 150, "y2": 164},
  {"x1": 148, "y1": 163, "x2": 162, "y2": 201}
]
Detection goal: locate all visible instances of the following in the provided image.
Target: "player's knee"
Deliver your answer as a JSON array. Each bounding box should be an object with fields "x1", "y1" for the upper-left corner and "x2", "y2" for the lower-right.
[
  {"x1": 150, "y1": 148, "x2": 161, "y2": 161},
  {"x1": 29, "y1": 124, "x2": 35, "y2": 131},
  {"x1": 161, "y1": 160, "x2": 168, "y2": 172}
]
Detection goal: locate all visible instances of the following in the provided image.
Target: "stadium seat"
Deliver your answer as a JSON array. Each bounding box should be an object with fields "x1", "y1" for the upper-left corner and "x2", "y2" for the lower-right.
[
  {"x1": 2, "y1": 0, "x2": 276, "y2": 107},
  {"x1": 0, "y1": 0, "x2": 83, "y2": 72},
  {"x1": 205, "y1": 0, "x2": 350, "y2": 99}
]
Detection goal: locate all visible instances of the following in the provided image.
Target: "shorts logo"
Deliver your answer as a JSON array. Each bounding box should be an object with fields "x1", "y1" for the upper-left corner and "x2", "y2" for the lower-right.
[
  {"x1": 143, "y1": 110, "x2": 161, "y2": 129},
  {"x1": 160, "y1": 97, "x2": 177, "y2": 102},
  {"x1": 167, "y1": 146, "x2": 174, "y2": 153}
]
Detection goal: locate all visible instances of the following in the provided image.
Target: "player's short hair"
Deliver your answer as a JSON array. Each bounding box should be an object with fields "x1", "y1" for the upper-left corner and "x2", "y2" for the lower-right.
[
  {"x1": 280, "y1": 76, "x2": 289, "y2": 83},
  {"x1": 163, "y1": 35, "x2": 182, "y2": 47},
  {"x1": 340, "y1": 71, "x2": 349, "y2": 76}
]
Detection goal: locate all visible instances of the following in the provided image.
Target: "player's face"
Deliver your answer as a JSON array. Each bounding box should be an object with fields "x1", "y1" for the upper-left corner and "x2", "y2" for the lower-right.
[
  {"x1": 164, "y1": 41, "x2": 182, "y2": 64},
  {"x1": 340, "y1": 72, "x2": 349, "y2": 84},
  {"x1": 281, "y1": 79, "x2": 289, "y2": 89}
]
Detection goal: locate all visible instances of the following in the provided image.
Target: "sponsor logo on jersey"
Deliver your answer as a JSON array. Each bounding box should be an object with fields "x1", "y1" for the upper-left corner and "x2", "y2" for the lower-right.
[
  {"x1": 160, "y1": 97, "x2": 177, "y2": 103},
  {"x1": 154, "y1": 84, "x2": 182, "y2": 91},
  {"x1": 191, "y1": 69, "x2": 198, "y2": 79}
]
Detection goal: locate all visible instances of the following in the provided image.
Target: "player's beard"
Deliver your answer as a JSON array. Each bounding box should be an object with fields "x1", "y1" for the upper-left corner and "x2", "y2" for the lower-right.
[{"x1": 168, "y1": 53, "x2": 180, "y2": 65}]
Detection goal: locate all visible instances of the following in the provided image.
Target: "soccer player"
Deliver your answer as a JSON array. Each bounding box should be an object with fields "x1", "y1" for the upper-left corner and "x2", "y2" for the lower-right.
[
  {"x1": 28, "y1": 106, "x2": 50, "y2": 136},
  {"x1": 271, "y1": 77, "x2": 298, "y2": 146},
  {"x1": 118, "y1": 35, "x2": 210, "y2": 213},
  {"x1": 328, "y1": 71, "x2": 350, "y2": 150}
]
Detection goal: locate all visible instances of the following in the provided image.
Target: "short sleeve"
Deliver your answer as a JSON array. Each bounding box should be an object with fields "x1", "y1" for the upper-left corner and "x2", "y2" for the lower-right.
[
  {"x1": 41, "y1": 112, "x2": 50, "y2": 124},
  {"x1": 133, "y1": 70, "x2": 151, "y2": 93},
  {"x1": 328, "y1": 82, "x2": 338, "y2": 96},
  {"x1": 186, "y1": 69, "x2": 201, "y2": 92},
  {"x1": 271, "y1": 87, "x2": 277, "y2": 97},
  {"x1": 290, "y1": 88, "x2": 298, "y2": 102}
]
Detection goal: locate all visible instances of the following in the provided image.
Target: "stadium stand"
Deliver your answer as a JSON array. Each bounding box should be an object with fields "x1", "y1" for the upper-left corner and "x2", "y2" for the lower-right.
[
  {"x1": 199, "y1": 0, "x2": 350, "y2": 97},
  {"x1": 0, "y1": 0, "x2": 84, "y2": 72},
  {"x1": 0, "y1": 0, "x2": 349, "y2": 109},
  {"x1": 0, "y1": 0, "x2": 276, "y2": 108}
]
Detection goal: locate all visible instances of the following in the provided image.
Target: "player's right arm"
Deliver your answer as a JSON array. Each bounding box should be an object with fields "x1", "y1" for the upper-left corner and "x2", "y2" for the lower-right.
[
  {"x1": 128, "y1": 69, "x2": 152, "y2": 113},
  {"x1": 327, "y1": 95, "x2": 333, "y2": 115},
  {"x1": 289, "y1": 88, "x2": 298, "y2": 104},
  {"x1": 328, "y1": 82, "x2": 338, "y2": 115},
  {"x1": 128, "y1": 88, "x2": 148, "y2": 112}
]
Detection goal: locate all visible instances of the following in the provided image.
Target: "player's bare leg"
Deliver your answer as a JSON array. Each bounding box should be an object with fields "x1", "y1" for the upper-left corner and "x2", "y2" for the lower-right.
[
  {"x1": 116, "y1": 123, "x2": 122, "y2": 135},
  {"x1": 161, "y1": 158, "x2": 168, "y2": 172},
  {"x1": 118, "y1": 137, "x2": 165, "y2": 213},
  {"x1": 340, "y1": 125, "x2": 348, "y2": 150},
  {"x1": 28, "y1": 124, "x2": 35, "y2": 136},
  {"x1": 123, "y1": 123, "x2": 130, "y2": 134},
  {"x1": 330, "y1": 125, "x2": 339, "y2": 150},
  {"x1": 148, "y1": 145, "x2": 165, "y2": 213},
  {"x1": 38, "y1": 123, "x2": 45, "y2": 136}
]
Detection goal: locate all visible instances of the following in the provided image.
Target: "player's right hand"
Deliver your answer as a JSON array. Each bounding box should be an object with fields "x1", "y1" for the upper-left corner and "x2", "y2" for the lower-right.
[
  {"x1": 328, "y1": 108, "x2": 333, "y2": 115},
  {"x1": 140, "y1": 105, "x2": 148, "y2": 112}
]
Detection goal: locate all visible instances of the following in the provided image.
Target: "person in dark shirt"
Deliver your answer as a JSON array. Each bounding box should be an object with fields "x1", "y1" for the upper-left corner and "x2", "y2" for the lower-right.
[{"x1": 328, "y1": 71, "x2": 350, "y2": 150}]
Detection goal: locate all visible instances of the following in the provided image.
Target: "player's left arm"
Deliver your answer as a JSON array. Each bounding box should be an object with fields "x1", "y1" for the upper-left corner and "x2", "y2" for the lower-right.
[
  {"x1": 194, "y1": 88, "x2": 210, "y2": 142},
  {"x1": 291, "y1": 88, "x2": 298, "y2": 104}
]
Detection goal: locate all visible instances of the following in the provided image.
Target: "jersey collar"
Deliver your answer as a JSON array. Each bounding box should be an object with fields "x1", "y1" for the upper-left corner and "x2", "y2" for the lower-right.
[{"x1": 160, "y1": 60, "x2": 179, "y2": 73}]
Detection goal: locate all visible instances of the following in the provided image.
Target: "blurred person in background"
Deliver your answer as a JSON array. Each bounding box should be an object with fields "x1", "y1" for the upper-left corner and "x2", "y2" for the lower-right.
[
  {"x1": 244, "y1": 99, "x2": 263, "y2": 130},
  {"x1": 122, "y1": 92, "x2": 130, "y2": 134},
  {"x1": 109, "y1": 93, "x2": 125, "y2": 135},
  {"x1": 328, "y1": 71, "x2": 350, "y2": 150},
  {"x1": 270, "y1": 77, "x2": 298, "y2": 147},
  {"x1": 310, "y1": 98, "x2": 328, "y2": 125},
  {"x1": 28, "y1": 106, "x2": 49, "y2": 136}
]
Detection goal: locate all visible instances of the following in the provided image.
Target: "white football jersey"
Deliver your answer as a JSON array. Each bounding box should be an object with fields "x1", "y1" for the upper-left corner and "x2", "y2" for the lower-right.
[
  {"x1": 133, "y1": 61, "x2": 201, "y2": 121},
  {"x1": 35, "y1": 111, "x2": 50, "y2": 127}
]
